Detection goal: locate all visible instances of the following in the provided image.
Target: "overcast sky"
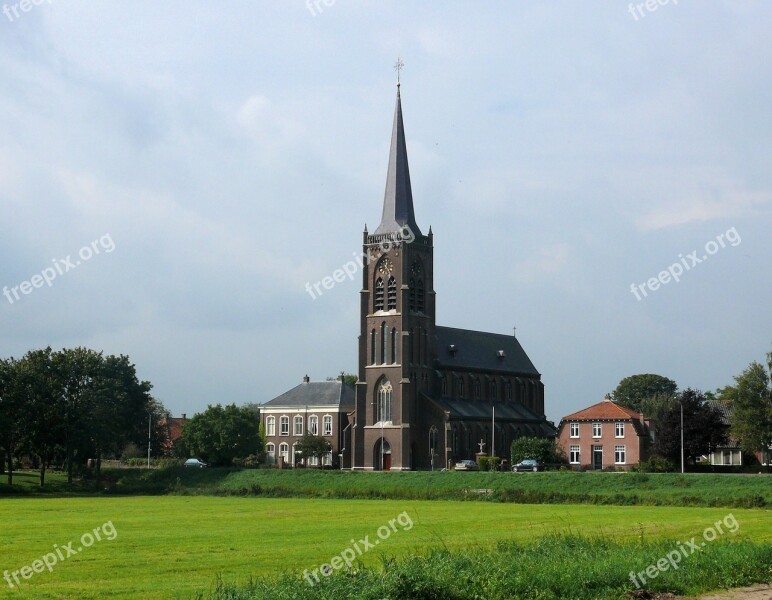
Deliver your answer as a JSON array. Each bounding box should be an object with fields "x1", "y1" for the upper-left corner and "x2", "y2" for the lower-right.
[{"x1": 1, "y1": 2, "x2": 770, "y2": 424}]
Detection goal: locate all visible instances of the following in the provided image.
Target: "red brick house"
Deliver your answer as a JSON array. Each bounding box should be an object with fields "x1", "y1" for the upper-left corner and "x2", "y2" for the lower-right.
[{"x1": 556, "y1": 395, "x2": 653, "y2": 470}]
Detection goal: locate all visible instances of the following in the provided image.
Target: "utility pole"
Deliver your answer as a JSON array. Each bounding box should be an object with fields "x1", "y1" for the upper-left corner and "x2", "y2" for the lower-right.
[
  {"x1": 147, "y1": 412, "x2": 152, "y2": 469},
  {"x1": 680, "y1": 400, "x2": 685, "y2": 474}
]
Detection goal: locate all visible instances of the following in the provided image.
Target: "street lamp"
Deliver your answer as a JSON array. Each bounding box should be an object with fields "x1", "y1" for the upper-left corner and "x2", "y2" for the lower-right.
[
  {"x1": 680, "y1": 399, "x2": 685, "y2": 474},
  {"x1": 147, "y1": 412, "x2": 152, "y2": 469}
]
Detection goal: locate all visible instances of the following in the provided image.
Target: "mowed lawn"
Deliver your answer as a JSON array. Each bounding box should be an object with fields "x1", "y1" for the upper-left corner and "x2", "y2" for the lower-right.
[{"x1": 0, "y1": 497, "x2": 769, "y2": 600}]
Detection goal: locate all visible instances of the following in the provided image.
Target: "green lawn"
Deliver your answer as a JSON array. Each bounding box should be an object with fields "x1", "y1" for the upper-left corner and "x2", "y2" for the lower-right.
[{"x1": 0, "y1": 496, "x2": 769, "y2": 599}]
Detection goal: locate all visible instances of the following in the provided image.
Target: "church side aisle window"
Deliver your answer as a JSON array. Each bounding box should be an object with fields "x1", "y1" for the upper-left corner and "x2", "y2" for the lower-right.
[
  {"x1": 390, "y1": 328, "x2": 397, "y2": 363},
  {"x1": 370, "y1": 329, "x2": 377, "y2": 365},
  {"x1": 380, "y1": 322, "x2": 387, "y2": 364}
]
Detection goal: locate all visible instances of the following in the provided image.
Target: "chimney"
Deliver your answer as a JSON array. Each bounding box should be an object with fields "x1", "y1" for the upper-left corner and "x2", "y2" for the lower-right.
[
  {"x1": 303, "y1": 374, "x2": 310, "y2": 383},
  {"x1": 339, "y1": 371, "x2": 345, "y2": 383},
  {"x1": 181, "y1": 413, "x2": 187, "y2": 420},
  {"x1": 603, "y1": 393, "x2": 612, "y2": 402}
]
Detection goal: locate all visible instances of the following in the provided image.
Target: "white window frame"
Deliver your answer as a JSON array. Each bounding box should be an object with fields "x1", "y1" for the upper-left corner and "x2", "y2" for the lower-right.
[
  {"x1": 266, "y1": 416, "x2": 275, "y2": 436},
  {"x1": 279, "y1": 416, "x2": 289, "y2": 436},
  {"x1": 293, "y1": 415, "x2": 303, "y2": 436},
  {"x1": 569, "y1": 445, "x2": 580, "y2": 464},
  {"x1": 592, "y1": 422, "x2": 602, "y2": 438},
  {"x1": 308, "y1": 415, "x2": 318, "y2": 436},
  {"x1": 614, "y1": 445, "x2": 626, "y2": 464},
  {"x1": 615, "y1": 422, "x2": 625, "y2": 438},
  {"x1": 569, "y1": 422, "x2": 579, "y2": 438},
  {"x1": 323, "y1": 452, "x2": 333, "y2": 466},
  {"x1": 279, "y1": 443, "x2": 289, "y2": 462},
  {"x1": 323, "y1": 415, "x2": 333, "y2": 436}
]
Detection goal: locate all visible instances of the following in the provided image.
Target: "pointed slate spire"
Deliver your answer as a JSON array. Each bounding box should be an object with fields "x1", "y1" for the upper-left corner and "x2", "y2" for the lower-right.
[{"x1": 374, "y1": 84, "x2": 422, "y2": 237}]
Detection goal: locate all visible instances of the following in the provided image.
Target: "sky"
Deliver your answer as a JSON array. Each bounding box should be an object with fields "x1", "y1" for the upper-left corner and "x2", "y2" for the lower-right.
[{"x1": 0, "y1": 1, "x2": 770, "y2": 425}]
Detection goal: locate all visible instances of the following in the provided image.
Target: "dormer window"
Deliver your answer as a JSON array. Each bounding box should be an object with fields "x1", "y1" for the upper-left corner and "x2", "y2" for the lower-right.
[
  {"x1": 497, "y1": 350, "x2": 506, "y2": 359},
  {"x1": 448, "y1": 344, "x2": 457, "y2": 356}
]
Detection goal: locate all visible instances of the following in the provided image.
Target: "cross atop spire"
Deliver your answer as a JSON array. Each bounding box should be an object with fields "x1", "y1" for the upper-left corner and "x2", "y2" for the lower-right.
[
  {"x1": 374, "y1": 78, "x2": 422, "y2": 237},
  {"x1": 394, "y1": 56, "x2": 404, "y2": 85}
]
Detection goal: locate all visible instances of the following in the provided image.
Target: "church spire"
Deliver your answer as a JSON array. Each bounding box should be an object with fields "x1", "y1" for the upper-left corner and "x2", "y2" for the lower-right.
[{"x1": 374, "y1": 81, "x2": 422, "y2": 237}]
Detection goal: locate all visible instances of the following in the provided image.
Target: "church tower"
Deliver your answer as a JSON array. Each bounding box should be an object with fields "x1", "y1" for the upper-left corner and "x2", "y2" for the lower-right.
[{"x1": 352, "y1": 82, "x2": 436, "y2": 470}]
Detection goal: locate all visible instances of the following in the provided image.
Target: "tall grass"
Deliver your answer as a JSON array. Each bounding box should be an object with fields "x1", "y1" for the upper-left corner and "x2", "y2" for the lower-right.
[
  {"x1": 98, "y1": 468, "x2": 772, "y2": 509},
  {"x1": 198, "y1": 535, "x2": 772, "y2": 600}
]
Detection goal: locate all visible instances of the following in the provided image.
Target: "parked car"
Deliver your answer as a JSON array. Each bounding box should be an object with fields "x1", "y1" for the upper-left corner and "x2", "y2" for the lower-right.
[
  {"x1": 184, "y1": 458, "x2": 208, "y2": 468},
  {"x1": 512, "y1": 459, "x2": 544, "y2": 472},
  {"x1": 454, "y1": 459, "x2": 479, "y2": 471}
]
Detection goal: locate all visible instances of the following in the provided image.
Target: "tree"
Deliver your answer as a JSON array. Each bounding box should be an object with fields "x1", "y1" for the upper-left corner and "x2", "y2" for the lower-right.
[
  {"x1": 0, "y1": 358, "x2": 26, "y2": 485},
  {"x1": 179, "y1": 404, "x2": 262, "y2": 466},
  {"x1": 718, "y1": 358, "x2": 772, "y2": 468},
  {"x1": 295, "y1": 435, "x2": 332, "y2": 468},
  {"x1": 613, "y1": 374, "x2": 677, "y2": 412},
  {"x1": 327, "y1": 373, "x2": 358, "y2": 386},
  {"x1": 510, "y1": 437, "x2": 557, "y2": 465},
  {"x1": 653, "y1": 389, "x2": 728, "y2": 465}
]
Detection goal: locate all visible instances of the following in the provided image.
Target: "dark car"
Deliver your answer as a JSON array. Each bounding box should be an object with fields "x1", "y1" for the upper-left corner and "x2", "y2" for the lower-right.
[{"x1": 512, "y1": 459, "x2": 544, "y2": 472}]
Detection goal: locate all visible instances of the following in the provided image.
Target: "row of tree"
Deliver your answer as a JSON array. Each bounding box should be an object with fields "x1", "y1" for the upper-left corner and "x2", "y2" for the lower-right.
[
  {"x1": 0, "y1": 347, "x2": 164, "y2": 486},
  {"x1": 612, "y1": 349, "x2": 772, "y2": 467}
]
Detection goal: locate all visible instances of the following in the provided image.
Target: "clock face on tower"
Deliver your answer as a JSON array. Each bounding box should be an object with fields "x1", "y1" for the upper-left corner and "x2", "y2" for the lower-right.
[{"x1": 378, "y1": 258, "x2": 394, "y2": 275}]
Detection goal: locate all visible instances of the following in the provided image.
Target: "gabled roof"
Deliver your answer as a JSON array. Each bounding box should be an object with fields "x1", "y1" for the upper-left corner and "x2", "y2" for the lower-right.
[
  {"x1": 263, "y1": 381, "x2": 355, "y2": 408},
  {"x1": 374, "y1": 85, "x2": 422, "y2": 237},
  {"x1": 435, "y1": 326, "x2": 540, "y2": 376},
  {"x1": 561, "y1": 399, "x2": 643, "y2": 422},
  {"x1": 706, "y1": 399, "x2": 732, "y2": 426}
]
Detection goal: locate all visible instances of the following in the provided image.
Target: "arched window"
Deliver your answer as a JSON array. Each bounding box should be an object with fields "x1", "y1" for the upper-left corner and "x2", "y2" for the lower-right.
[
  {"x1": 429, "y1": 426, "x2": 438, "y2": 453},
  {"x1": 489, "y1": 380, "x2": 496, "y2": 400},
  {"x1": 458, "y1": 377, "x2": 464, "y2": 399},
  {"x1": 387, "y1": 276, "x2": 397, "y2": 310},
  {"x1": 441, "y1": 377, "x2": 448, "y2": 396},
  {"x1": 266, "y1": 416, "x2": 275, "y2": 436},
  {"x1": 474, "y1": 379, "x2": 481, "y2": 400},
  {"x1": 377, "y1": 380, "x2": 392, "y2": 423},
  {"x1": 380, "y1": 322, "x2": 387, "y2": 364},
  {"x1": 308, "y1": 415, "x2": 318, "y2": 436},
  {"x1": 506, "y1": 380, "x2": 513, "y2": 401},
  {"x1": 370, "y1": 329, "x2": 376, "y2": 365},
  {"x1": 279, "y1": 443, "x2": 289, "y2": 463},
  {"x1": 416, "y1": 279, "x2": 425, "y2": 312},
  {"x1": 418, "y1": 325, "x2": 424, "y2": 364},
  {"x1": 293, "y1": 415, "x2": 303, "y2": 436},
  {"x1": 374, "y1": 277, "x2": 384, "y2": 311},
  {"x1": 323, "y1": 415, "x2": 333, "y2": 436},
  {"x1": 266, "y1": 443, "x2": 275, "y2": 465},
  {"x1": 408, "y1": 328, "x2": 413, "y2": 363},
  {"x1": 390, "y1": 328, "x2": 397, "y2": 363},
  {"x1": 280, "y1": 416, "x2": 289, "y2": 436}
]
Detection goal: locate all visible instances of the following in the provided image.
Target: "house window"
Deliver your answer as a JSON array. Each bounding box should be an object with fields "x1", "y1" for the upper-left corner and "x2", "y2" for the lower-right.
[
  {"x1": 323, "y1": 452, "x2": 333, "y2": 466},
  {"x1": 266, "y1": 416, "x2": 275, "y2": 436},
  {"x1": 592, "y1": 422, "x2": 602, "y2": 438},
  {"x1": 377, "y1": 380, "x2": 392, "y2": 423},
  {"x1": 569, "y1": 422, "x2": 579, "y2": 438},
  {"x1": 308, "y1": 455, "x2": 319, "y2": 467},
  {"x1": 615, "y1": 422, "x2": 625, "y2": 438},
  {"x1": 294, "y1": 415, "x2": 303, "y2": 436},
  {"x1": 266, "y1": 443, "x2": 275, "y2": 460},
  {"x1": 387, "y1": 276, "x2": 397, "y2": 310},
  {"x1": 569, "y1": 445, "x2": 580, "y2": 464},
  {"x1": 323, "y1": 415, "x2": 333, "y2": 436},
  {"x1": 614, "y1": 445, "x2": 626, "y2": 464},
  {"x1": 279, "y1": 443, "x2": 289, "y2": 462},
  {"x1": 374, "y1": 278, "x2": 384, "y2": 311},
  {"x1": 308, "y1": 415, "x2": 318, "y2": 436},
  {"x1": 280, "y1": 416, "x2": 289, "y2": 436}
]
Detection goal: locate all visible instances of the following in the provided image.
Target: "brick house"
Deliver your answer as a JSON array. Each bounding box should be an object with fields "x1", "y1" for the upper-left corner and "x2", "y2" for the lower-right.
[
  {"x1": 556, "y1": 395, "x2": 653, "y2": 470},
  {"x1": 262, "y1": 375, "x2": 355, "y2": 468}
]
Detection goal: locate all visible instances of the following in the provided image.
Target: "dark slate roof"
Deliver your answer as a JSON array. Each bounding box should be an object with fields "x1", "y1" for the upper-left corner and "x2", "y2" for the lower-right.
[
  {"x1": 263, "y1": 381, "x2": 355, "y2": 408},
  {"x1": 706, "y1": 399, "x2": 732, "y2": 426},
  {"x1": 435, "y1": 326, "x2": 540, "y2": 376},
  {"x1": 374, "y1": 85, "x2": 422, "y2": 237},
  {"x1": 428, "y1": 394, "x2": 555, "y2": 436}
]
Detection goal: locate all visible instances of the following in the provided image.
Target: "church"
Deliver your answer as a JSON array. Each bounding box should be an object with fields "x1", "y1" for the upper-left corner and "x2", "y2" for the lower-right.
[{"x1": 348, "y1": 81, "x2": 555, "y2": 471}]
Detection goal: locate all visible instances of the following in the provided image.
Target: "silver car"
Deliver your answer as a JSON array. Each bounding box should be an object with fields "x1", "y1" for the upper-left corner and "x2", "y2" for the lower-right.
[{"x1": 184, "y1": 458, "x2": 208, "y2": 468}]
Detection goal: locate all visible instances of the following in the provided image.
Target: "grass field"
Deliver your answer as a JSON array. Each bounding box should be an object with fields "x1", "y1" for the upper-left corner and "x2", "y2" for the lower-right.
[{"x1": 0, "y1": 495, "x2": 770, "y2": 599}]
